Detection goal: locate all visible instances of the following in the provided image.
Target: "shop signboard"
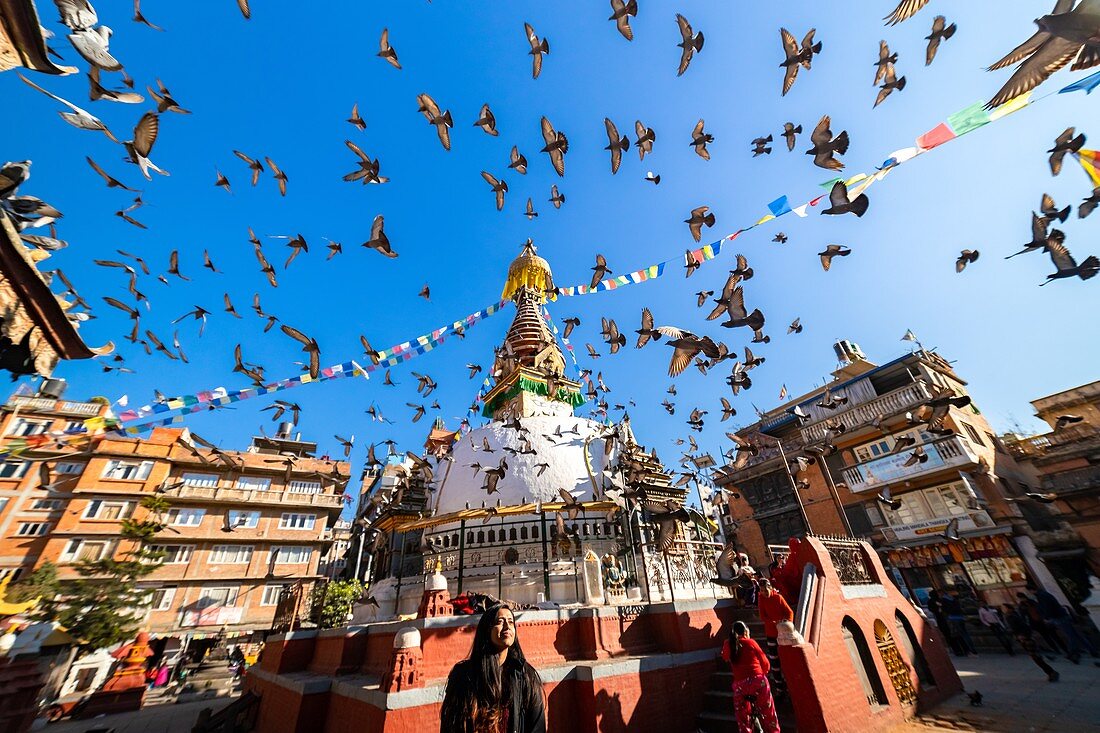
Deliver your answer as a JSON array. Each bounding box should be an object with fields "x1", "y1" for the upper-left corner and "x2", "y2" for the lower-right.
[
  {"x1": 880, "y1": 511, "x2": 993, "y2": 543},
  {"x1": 181, "y1": 605, "x2": 243, "y2": 627}
]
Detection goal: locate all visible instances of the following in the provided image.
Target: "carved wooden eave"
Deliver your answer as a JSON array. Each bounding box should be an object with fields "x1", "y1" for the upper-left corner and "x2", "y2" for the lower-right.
[
  {"x1": 0, "y1": 215, "x2": 112, "y2": 376},
  {"x1": 0, "y1": 0, "x2": 75, "y2": 75}
]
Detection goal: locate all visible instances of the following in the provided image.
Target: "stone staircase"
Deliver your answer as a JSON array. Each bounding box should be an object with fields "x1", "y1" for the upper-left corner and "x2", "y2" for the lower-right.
[{"x1": 695, "y1": 612, "x2": 798, "y2": 732}]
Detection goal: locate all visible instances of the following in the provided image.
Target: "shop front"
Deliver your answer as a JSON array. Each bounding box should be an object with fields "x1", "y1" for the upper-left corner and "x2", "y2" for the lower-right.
[{"x1": 883, "y1": 531, "x2": 1031, "y2": 608}]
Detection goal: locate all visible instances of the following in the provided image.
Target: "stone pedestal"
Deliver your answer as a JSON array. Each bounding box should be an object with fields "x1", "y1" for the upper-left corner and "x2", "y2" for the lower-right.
[
  {"x1": 417, "y1": 563, "x2": 453, "y2": 619},
  {"x1": 381, "y1": 627, "x2": 422, "y2": 694},
  {"x1": 77, "y1": 631, "x2": 151, "y2": 717}
]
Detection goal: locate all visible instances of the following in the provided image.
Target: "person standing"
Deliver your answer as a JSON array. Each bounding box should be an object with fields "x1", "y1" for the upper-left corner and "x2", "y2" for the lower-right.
[
  {"x1": 757, "y1": 578, "x2": 793, "y2": 699},
  {"x1": 440, "y1": 603, "x2": 545, "y2": 733},
  {"x1": 1004, "y1": 604, "x2": 1059, "y2": 682},
  {"x1": 977, "y1": 603, "x2": 1014, "y2": 655},
  {"x1": 721, "y1": 621, "x2": 780, "y2": 733},
  {"x1": 940, "y1": 591, "x2": 977, "y2": 656}
]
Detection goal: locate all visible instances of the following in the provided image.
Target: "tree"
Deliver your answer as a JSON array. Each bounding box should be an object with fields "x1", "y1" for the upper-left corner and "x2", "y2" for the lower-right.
[
  {"x1": 52, "y1": 495, "x2": 170, "y2": 651},
  {"x1": 309, "y1": 579, "x2": 364, "y2": 629},
  {"x1": 8, "y1": 560, "x2": 60, "y2": 616}
]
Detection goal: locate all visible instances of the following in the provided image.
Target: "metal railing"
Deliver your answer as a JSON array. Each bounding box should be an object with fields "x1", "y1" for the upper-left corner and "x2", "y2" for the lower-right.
[
  {"x1": 1007, "y1": 424, "x2": 1100, "y2": 460},
  {"x1": 801, "y1": 381, "x2": 932, "y2": 443},
  {"x1": 5, "y1": 395, "x2": 103, "y2": 416},
  {"x1": 1041, "y1": 464, "x2": 1100, "y2": 494},
  {"x1": 820, "y1": 536, "x2": 877, "y2": 586},
  {"x1": 841, "y1": 435, "x2": 977, "y2": 493},
  {"x1": 159, "y1": 483, "x2": 344, "y2": 508}
]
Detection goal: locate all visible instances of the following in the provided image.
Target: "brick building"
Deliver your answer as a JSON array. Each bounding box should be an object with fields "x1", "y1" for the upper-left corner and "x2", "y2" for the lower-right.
[
  {"x1": 1005, "y1": 379, "x2": 1100, "y2": 599},
  {"x1": 0, "y1": 382, "x2": 350, "y2": 647},
  {"x1": 716, "y1": 341, "x2": 1066, "y2": 609}
]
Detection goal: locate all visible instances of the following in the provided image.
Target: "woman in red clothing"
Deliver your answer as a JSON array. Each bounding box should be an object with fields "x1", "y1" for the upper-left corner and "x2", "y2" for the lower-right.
[{"x1": 720, "y1": 621, "x2": 781, "y2": 733}]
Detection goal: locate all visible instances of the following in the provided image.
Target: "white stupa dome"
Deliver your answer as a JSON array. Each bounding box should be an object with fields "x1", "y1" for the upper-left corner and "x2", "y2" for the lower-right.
[{"x1": 431, "y1": 415, "x2": 614, "y2": 518}]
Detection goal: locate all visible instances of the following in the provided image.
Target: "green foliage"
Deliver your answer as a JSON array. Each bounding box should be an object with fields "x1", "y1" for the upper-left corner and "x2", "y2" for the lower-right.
[
  {"x1": 8, "y1": 561, "x2": 60, "y2": 617},
  {"x1": 309, "y1": 579, "x2": 364, "y2": 629}
]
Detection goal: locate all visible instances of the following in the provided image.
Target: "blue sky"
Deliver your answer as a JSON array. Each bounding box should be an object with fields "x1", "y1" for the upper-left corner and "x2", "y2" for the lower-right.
[{"x1": 5, "y1": 0, "x2": 1099, "y2": 515}]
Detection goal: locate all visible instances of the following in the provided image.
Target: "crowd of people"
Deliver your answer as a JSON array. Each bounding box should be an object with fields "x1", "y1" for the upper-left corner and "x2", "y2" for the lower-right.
[{"x1": 436, "y1": 557, "x2": 1098, "y2": 732}]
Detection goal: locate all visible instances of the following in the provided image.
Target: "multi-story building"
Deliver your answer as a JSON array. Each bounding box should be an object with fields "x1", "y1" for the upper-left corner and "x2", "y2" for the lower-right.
[
  {"x1": 716, "y1": 341, "x2": 1067, "y2": 608},
  {"x1": 0, "y1": 382, "x2": 350, "y2": 649},
  {"x1": 1005, "y1": 380, "x2": 1100, "y2": 599},
  {"x1": 0, "y1": 380, "x2": 111, "y2": 581},
  {"x1": 320, "y1": 520, "x2": 352, "y2": 579}
]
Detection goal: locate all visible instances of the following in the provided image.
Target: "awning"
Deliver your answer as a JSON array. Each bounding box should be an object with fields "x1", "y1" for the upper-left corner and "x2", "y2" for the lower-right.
[{"x1": 1037, "y1": 548, "x2": 1087, "y2": 560}]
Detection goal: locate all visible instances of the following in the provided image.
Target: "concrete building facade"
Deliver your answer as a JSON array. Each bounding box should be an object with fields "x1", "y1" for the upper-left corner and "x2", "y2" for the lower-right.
[
  {"x1": 1005, "y1": 379, "x2": 1100, "y2": 599},
  {"x1": 716, "y1": 342, "x2": 1063, "y2": 609},
  {"x1": 0, "y1": 383, "x2": 350, "y2": 645}
]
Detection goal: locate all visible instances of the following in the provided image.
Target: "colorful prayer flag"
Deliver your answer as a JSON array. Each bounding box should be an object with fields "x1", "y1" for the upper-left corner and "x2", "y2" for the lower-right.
[
  {"x1": 946, "y1": 102, "x2": 990, "y2": 136},
  {"x1": 916, "y1": 123, "x2": 956, "y2": 151},
  {"x1": 1059, "y1": 70, "x2": 1100, "y2": 95}
]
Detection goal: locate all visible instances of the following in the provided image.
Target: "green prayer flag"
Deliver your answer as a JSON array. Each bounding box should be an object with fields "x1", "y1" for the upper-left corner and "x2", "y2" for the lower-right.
[{"x1": 946, "y1": 101, "x2": 990, "y2": 136}]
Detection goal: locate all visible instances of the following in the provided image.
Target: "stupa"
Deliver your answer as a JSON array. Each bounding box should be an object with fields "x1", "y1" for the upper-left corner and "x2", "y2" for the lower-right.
[{"x1": 358, "y1": 243, "x2": 726, "y2": 617}]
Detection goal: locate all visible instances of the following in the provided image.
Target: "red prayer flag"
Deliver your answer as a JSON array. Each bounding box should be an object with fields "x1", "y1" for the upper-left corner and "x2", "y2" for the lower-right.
[{"x1": 916, "y1": 123, "x2": 956, "y2": 151}]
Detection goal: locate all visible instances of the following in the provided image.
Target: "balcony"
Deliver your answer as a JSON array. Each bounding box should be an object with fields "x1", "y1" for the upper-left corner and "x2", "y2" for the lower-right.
[
  {"x1": 1007, "y1": 424, "x2": 1100, "y2": 461},
  {"x1": 801, "y1": 381, "x2": 932, "y2": 443},
  {"x1": 159, "y1": 483, "x2": 344, "y2": 509},
  {"x1": 1041, "y1": 464, "x2": 1100, "y2": 496},
  {"x1": 840, "y1": 435, "x2": 980, "y2": 493},
  {"x1": 4, "y1": 395, "x2": 103, "y2": 417}
]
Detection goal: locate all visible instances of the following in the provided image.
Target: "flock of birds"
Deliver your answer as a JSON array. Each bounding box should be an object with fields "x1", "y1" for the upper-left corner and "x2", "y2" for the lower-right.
[{"x1": 2, "y1": 1, "x2": 1098, "y2": 529}]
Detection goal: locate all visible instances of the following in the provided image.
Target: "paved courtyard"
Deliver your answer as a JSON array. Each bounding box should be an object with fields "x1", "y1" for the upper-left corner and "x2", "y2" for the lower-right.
[
  {"x1": 45, "y1": 695, "x2": 238, "y2": 733},
  {"x1": 895, "y1": 653, "x2": 1100, "y2": 733}
]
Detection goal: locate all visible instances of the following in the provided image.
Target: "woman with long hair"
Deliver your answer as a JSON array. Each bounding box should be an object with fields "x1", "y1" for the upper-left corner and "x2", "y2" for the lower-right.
[
  {"x1": 720, "y1": 620, "x2": 780, "y2": 733},
  {"x1": 441, "y1": 603, "x2": 546, "y2": 733}
]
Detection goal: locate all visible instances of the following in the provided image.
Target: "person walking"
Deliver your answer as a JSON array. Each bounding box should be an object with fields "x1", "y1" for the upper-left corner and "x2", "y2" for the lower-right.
[
  {"x1": 927, "y1": 590, "x2": 961, "y2": 656},
  {"x1": 1035, "y1": 588, "x2": 1096, "y2": 663},
  {"x1": 721, "y1": 621, "x2": 780, "y2": 733},
  {"x1": 940, "y1": 590, "x2": 977, "y2": 656},
  {"x1": 977, "y1": 602, "x2": 1014, "y2": 655},
  {"x1": 1017, "y1": 592, "x2": 1066, "y2": 655},
  {"x1": 1004, "y1": 603, "x2": 1059, "y2": 682},
  {"x1": 441, "y1": 603, "x2": 545, "y2": 733},
  {"x1": 757, "y1": 577, "x2": 793, "y2": 699}
]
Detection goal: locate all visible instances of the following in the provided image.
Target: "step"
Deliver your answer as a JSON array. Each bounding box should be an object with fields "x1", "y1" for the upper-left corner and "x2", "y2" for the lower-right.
[{"x1": 697, "y1": 710, "x2": 738, "y2": 733}]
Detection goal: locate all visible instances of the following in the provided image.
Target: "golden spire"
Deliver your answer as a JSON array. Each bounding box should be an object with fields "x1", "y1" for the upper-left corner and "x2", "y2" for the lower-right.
[{"x1": 501, "y1": 239, "x2": 555, "y2": 303}]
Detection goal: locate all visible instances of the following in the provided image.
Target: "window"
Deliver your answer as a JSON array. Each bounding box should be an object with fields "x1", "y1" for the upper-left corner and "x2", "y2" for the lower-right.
[
  {"x1": 227, "y1": 510, "x2": 259, "y2": 529},
  {"x1": 288, "y1": 480, "x2": 321, "y2": 495},
  {"x1": 54, "y1": 461, "x2": 85, "y2": 475},
  {"x1": 61, "y1": 538, "x2": 114, "y2": 562},
  {"x1": 102, "y1": 460, "x2": 153, "y2": 481},
  {"x1": 149, "y1": 586, "x2": 176, "y2": 611},
  {"x1": 84, "y1": 500, "x2": 134, "y2": 520},
  {"x1": 855, "y1": 438, "x2": 893, "y2": 462},
  {"x1": 166, "y1": 508, "x2": 205, "y2": 527},
  {"x1": 152, "y1": 545, "x2": 193, "y2": 564},
  {"x1": 235, "y1": 476, "x2": 271, "y2": 491},
  {"x1": 883, "y1": 492, "x2": 930, "y2": 526},
  {"x1": 8, "y1": 418, "x2": 49, "y2": 436},
  {"x1": 181, "y1": 472, "x2": 219, "y2": 488},
  {"x1": 0, "y1": 497, "x2": 8, "y2": 516},
  {"x1": 864, "y1": 503, "x2": 885, "y2": 528},
  {"x1": 926, "y1": 485, "x2": 969, "y2": 518},
  {"x1": 16, "y1": 522, "x2": 50, "y2": 536},
  {"x1": 210, "y1": 545, "x2": 254, "y2": 564},
  {"x1": 196, "y1": 586, "x2": 238, "y2": 609},
  {"x1": 961, "y1": 423, "x2": 984, "y2": 446},
  {"x1": 29, "y1": 499, "x2": 64, "y2": 511},
  {"x1": 279, "y1": 513, "x2": 316, "y2": 530},
  {"x1": 260, "y1": 585, "x2": 285, "y2": 606},
  {"x1": 272, "y1": 546, "x2": 311, "y2": 565},
  {"x1": 0, "y1": 567, "x2": 23, "y2": 582},
  {"x1": 0, "y1": 461, "x2": 30, "y2": 479},
  {"x1": 63, "y1": 420, "x2": 85, "y2": 433}
]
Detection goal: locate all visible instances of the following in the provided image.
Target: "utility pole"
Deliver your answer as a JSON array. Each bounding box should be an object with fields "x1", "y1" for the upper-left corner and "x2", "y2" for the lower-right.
[{"x1": 773, "y1": 436, "x2": 812, "y2": 534}]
